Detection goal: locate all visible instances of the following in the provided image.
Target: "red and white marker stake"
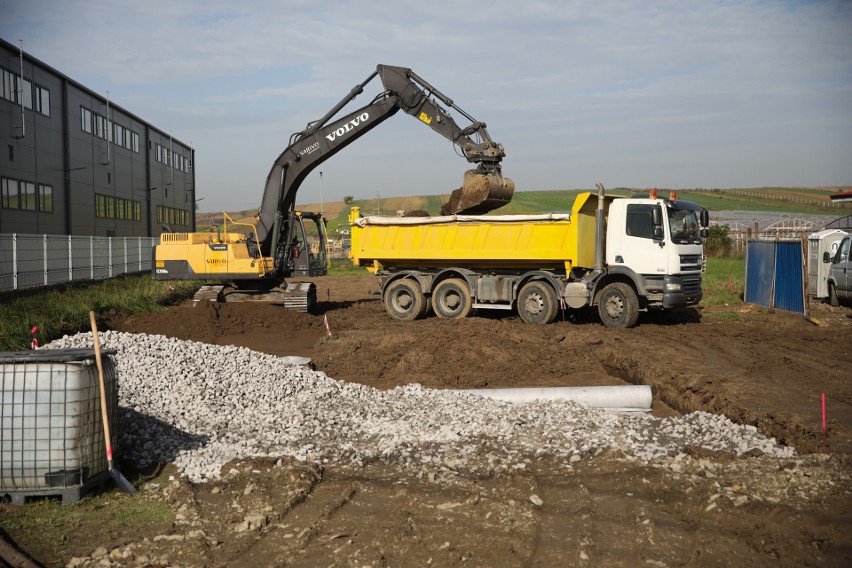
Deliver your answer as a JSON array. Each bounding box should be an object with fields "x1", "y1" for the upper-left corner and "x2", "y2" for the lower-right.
[{"x1": 323, "y1": 314, "x2": 332, "y2": 336}]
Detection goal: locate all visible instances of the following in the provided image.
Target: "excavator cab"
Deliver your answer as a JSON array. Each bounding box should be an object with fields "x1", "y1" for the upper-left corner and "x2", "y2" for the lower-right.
[{"x1": 285, "y1": 211, "x2": 328, "y2": 277}]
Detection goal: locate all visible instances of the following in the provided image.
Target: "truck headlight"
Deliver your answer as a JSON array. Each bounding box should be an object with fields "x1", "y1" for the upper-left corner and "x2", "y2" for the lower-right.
[{"x1": 665, "y1": 282, "x2": 682, "y2": 292}]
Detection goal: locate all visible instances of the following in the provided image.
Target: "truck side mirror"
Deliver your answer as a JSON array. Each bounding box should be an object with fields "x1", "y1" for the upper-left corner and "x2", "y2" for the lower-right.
[
  {"x1": 823, "y1": 251, "x2": 831, "y2": 263},
  {"x1": 701, "y1": 228, "x2": 709, "y2": 239},
  {"x1": 654, "y1": 226, "x2": 664, "y2": 239},
  {"x1": 652, "y1": 207, "x2": 662, "y2": 226},
  {"x1": 701, "y1": 209, "x2": 709, "y2": 228}
]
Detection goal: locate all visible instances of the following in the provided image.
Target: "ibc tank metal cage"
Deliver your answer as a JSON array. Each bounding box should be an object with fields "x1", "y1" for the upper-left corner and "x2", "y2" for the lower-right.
[{"x1": 0, "y1": 348, "x2": 118, "y2": 503}]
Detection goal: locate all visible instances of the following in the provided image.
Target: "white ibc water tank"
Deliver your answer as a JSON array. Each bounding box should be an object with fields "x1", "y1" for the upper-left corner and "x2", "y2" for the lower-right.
[
  {"x1": 0, "y1": 348, "x2": 118, "y2": 492},
  {"x1": 808, "y1": 229, "x2": 848, "y2": 298}
]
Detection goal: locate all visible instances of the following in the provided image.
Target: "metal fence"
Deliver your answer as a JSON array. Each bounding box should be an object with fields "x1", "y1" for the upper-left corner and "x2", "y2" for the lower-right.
[
  {"x1": 0, "y1": 234, "x2": 157, "y2": 292},
  {"x1": 744, "y1": 239, "x2": 806, "y2": 314}
]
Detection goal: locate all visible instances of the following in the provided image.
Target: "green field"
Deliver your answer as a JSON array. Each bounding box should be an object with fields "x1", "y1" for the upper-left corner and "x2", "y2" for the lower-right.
[{"x1": 275, "y1": 186, "x2": 848, "y2": 236}]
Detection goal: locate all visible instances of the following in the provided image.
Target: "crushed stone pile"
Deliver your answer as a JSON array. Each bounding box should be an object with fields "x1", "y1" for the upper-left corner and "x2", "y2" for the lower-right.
[{"x1": 49, "y1": 332, "x2": 795, "y2": 482}]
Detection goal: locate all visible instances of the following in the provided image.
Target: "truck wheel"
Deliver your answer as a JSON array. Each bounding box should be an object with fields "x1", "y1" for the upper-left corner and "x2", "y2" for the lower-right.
[
  {"x1": 432, "y1": 278, "x2": 472, "y2": 319},
  {"x1": 597, "y1": 282, "x2": 639, "y2": 328},
  {"x1": 828, "y1": 283, "x2": 839, "y2": 307},
  {"x1": 384, "y1": 279, "x2": 427, "y2": 321},
  {"x1": 517, "y1": 281, "x2": 558, "y2": 324}
]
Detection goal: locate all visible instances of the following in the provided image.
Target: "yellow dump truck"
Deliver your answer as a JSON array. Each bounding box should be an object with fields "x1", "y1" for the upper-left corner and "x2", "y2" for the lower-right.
[{"x1": 349, "y1": 187, "x2": 707, "y2": 327}]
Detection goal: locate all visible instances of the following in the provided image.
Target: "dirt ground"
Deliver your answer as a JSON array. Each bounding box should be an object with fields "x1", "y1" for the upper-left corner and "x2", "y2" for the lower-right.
[{"x1": 3, "y1": 274, "x2": 852, "y2": 567}]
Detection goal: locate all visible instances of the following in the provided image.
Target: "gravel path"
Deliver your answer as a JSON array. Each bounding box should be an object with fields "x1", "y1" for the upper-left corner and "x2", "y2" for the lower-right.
[{"x1": 49, "y1": 332, "x2": 795, "y2": 482}]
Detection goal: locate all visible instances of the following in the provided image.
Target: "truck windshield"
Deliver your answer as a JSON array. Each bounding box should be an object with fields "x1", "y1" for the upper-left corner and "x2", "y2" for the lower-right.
[{"x1": 667, "y1": 207, "x2": 701, "y2": 245}]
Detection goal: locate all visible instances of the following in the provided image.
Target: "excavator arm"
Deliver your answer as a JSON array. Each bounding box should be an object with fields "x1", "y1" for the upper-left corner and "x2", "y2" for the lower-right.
[{"x1": 255, "y1": 65, "x2": 514, "y2": 271}]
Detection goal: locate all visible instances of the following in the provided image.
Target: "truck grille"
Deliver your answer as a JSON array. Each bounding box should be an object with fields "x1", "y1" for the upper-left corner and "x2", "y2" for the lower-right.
[
  {"x1": 682, "y1": 276, "x2": 701, "y2": 296},
  {"x1": 680, "y1": 254, "x2": 702, "y2": 271}
]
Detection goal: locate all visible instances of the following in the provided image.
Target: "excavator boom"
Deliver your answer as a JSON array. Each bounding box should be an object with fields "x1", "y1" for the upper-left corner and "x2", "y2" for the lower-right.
[{"x1": 256, "y1": 64, "x2": 514, "y2": 268}]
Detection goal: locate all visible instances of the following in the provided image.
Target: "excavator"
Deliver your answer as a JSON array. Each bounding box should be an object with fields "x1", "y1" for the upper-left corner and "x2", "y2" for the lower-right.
[{"x1": 153, "y1": 65, "x2": 514, "y2": 309}]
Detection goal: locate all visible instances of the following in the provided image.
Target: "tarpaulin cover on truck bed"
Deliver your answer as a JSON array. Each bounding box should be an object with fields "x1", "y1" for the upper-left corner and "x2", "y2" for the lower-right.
[{"x1": 353, "y1": 213, "x2": 571, "y2": 227}]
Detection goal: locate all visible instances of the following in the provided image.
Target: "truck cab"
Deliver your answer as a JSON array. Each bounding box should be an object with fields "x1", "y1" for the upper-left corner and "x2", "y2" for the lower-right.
[
  {"x1": 825, "y1": 234, "x2": 851, "y2": 306},
  {"x1": 605, "y1": 197, "x2": 705, "y2": 310}
]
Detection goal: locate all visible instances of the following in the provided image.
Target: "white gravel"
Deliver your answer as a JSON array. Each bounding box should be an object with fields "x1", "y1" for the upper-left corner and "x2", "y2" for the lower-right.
[{"x1": 48, "y1": 331, "x2": 795, "y2": 482}]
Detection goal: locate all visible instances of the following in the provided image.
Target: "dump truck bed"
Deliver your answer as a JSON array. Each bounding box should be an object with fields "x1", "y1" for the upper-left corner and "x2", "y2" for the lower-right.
[{"x1": 350, "y1": 192, "x2": 603, "y2": 273}]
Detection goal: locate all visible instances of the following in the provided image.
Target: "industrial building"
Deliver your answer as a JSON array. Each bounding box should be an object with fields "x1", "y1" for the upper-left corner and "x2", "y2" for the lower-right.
[{"x1": 0, "y1": 37, "x2": 195, "y2": 237}]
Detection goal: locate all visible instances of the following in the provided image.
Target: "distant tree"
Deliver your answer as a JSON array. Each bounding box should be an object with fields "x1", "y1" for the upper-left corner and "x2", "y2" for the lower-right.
[
  {"x1": 705, "y1": 224, "x2": 734, "y2": 257},
  {"x1": 343, "y1": 195, "x2": 354, "y2": 204}
]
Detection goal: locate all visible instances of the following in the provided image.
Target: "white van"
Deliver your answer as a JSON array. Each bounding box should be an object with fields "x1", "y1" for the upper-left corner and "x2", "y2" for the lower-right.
[{"x1": 826, "y1": 234, "x2": 852, "y2": 306}]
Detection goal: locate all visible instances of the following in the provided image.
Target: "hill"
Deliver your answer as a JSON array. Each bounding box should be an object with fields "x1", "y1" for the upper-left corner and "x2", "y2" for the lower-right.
[{"x1": 198, "y1": 186, "x2": 851, "y2": 234}]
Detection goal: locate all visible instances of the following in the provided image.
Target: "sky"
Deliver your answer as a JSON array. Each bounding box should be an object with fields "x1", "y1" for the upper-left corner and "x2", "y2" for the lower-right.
[{"x1": 1, "y1": 0, "x2": 851, "y2": 211}]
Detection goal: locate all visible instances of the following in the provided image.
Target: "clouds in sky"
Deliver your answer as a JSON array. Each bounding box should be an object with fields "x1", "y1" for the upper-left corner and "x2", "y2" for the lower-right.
[{"x1": 2, "y1": 0, "x2": 851, "y2": 210}]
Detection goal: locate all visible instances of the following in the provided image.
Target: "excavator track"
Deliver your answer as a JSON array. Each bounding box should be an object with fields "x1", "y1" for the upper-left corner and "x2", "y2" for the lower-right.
[{"x1": 192, "y1": 282, "x2": 317, "y2": 312}]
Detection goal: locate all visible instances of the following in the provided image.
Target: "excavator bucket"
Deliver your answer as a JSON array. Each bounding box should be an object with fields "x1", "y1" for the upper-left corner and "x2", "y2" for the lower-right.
[{"x1": 440, "y1": 170, "x2": 515, "y2": 215}]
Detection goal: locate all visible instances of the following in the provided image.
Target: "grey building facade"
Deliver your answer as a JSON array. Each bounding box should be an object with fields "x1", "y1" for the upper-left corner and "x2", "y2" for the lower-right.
[{"x1": 0, "y1": 38, "x2": 195, "y2": 237}]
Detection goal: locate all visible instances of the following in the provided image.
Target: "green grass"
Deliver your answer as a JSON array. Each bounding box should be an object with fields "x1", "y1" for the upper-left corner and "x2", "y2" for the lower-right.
[
  {"x1": 701, "y1": 257, "x2": 746, "y2": 309},
  {"x1": 327, "y1": 259, "x2": 370, "y2": 275},
  {"x1": 0, "y1": 481, "x2": 174, "y2": 566},
  {"x1": 0, "y1": 275, "x2": 200, "y2": 351}
]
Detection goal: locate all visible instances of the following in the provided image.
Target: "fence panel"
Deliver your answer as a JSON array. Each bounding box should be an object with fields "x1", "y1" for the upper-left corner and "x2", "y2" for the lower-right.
[
  {"x1": 744, "y1": 239, "x2": 805, "y2": 314},
  {"x1": 92, "y1": 237, "x2": 111, "y2": 280},
  {"x1": 0, "y1": 234, "x2": 15, "y2": 290},
  {"x1": 745, "y1": 241, "x2": 776, "y2": 307},
  {"x1": 774, "y1": 241, "x2": 805, "y2": 313},
  {"x1": 46, "y1": 236, "x2": 70, "y2": 286},
  {"x1": 13, "y1": 235, "x2": 45, "y2": 289},
  {"x1": 70, "y1": 237, "x2": 92, "y2": 281},
  {"x1": 0, "y1": 233, "x2": 157, "y2": 293}
]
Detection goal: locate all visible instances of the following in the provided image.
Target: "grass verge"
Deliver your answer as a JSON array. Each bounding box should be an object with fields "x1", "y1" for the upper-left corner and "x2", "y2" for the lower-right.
[
  {"x1": 0, "y1": 275, "x2": 201, "y2": 351},
  {"x1": 0, "y1": 481, "x2": 174, "y2": 566},
  {"x1": 701, "y1": 257, "x2": 746, "y2": 316}
]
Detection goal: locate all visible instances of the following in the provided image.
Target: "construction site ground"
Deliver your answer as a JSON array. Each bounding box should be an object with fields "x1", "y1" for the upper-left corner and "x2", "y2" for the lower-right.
[{"x1": 3, "y1": 274, "x2": 852, "y2": 567}]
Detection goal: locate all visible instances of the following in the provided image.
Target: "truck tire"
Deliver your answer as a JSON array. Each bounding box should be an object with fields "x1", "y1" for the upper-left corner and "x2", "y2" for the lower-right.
[
  {"x1": 828, "y1": 282, "x2": 839, "y2": 307},
  {"x1": 384, "y1": 279, "x2": 427, "y2": 321},
  {"x1": 432, "y1": 278, "x2": 472, "y2": 319},
  {"x1": 517, "y1": 281, "x2": 558, "y2": 324},
  {"x1": 597, "y1": 282, "x2": 639, "y2": 328}
]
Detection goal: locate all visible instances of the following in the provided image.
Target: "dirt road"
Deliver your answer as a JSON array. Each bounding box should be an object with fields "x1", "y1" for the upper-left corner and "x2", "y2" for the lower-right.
[{"x1": 5, "y1": 275, "x2": 850, "y2": 567}]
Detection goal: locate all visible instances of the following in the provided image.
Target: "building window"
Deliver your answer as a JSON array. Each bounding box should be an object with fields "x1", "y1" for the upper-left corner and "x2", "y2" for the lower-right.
[
  {"x1": 0, "y1": 177, "x2": 38, "y2": 211},
  {"x1": 156, "y1": 205, "x2": 189, "y2": 226},
  {"x1": 132, "y1": 132, "x2": 140, "y2": 153},
  {"x1": 81, "y1": 107, "x2": 92, "y2": 133},
  {"x1": 35, "y1": 86, "x2": 50, "y2": 116},
  {"x1": 95, "y1": 193, "x2": 141, "y2": 220},
  {"x1": 1, "y1": 177, "x2": 17, "y2": 208},
  {"x1": 2, "y1": 69, "x2": 16, "y2": 102},
  {"x1": 21, "y1": 182, "x2": 35, "y2": 210},
  {"x1": 94, "y1": 114, "x2": 105, "y2": 139},
  {"x1": 38, "y1": 184, "x2": 53, "y2": 213}
]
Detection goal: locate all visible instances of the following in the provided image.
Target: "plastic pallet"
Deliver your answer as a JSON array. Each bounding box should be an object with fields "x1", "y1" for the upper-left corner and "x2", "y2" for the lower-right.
[{"x1": 1, "y1": 471, "x2": 111, "y2": 505}]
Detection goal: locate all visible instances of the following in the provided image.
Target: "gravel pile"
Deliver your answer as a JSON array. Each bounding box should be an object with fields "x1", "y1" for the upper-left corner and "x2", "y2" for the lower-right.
[{"x1": 48, "y1": 331, "x2": 795, "y2": 482}]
